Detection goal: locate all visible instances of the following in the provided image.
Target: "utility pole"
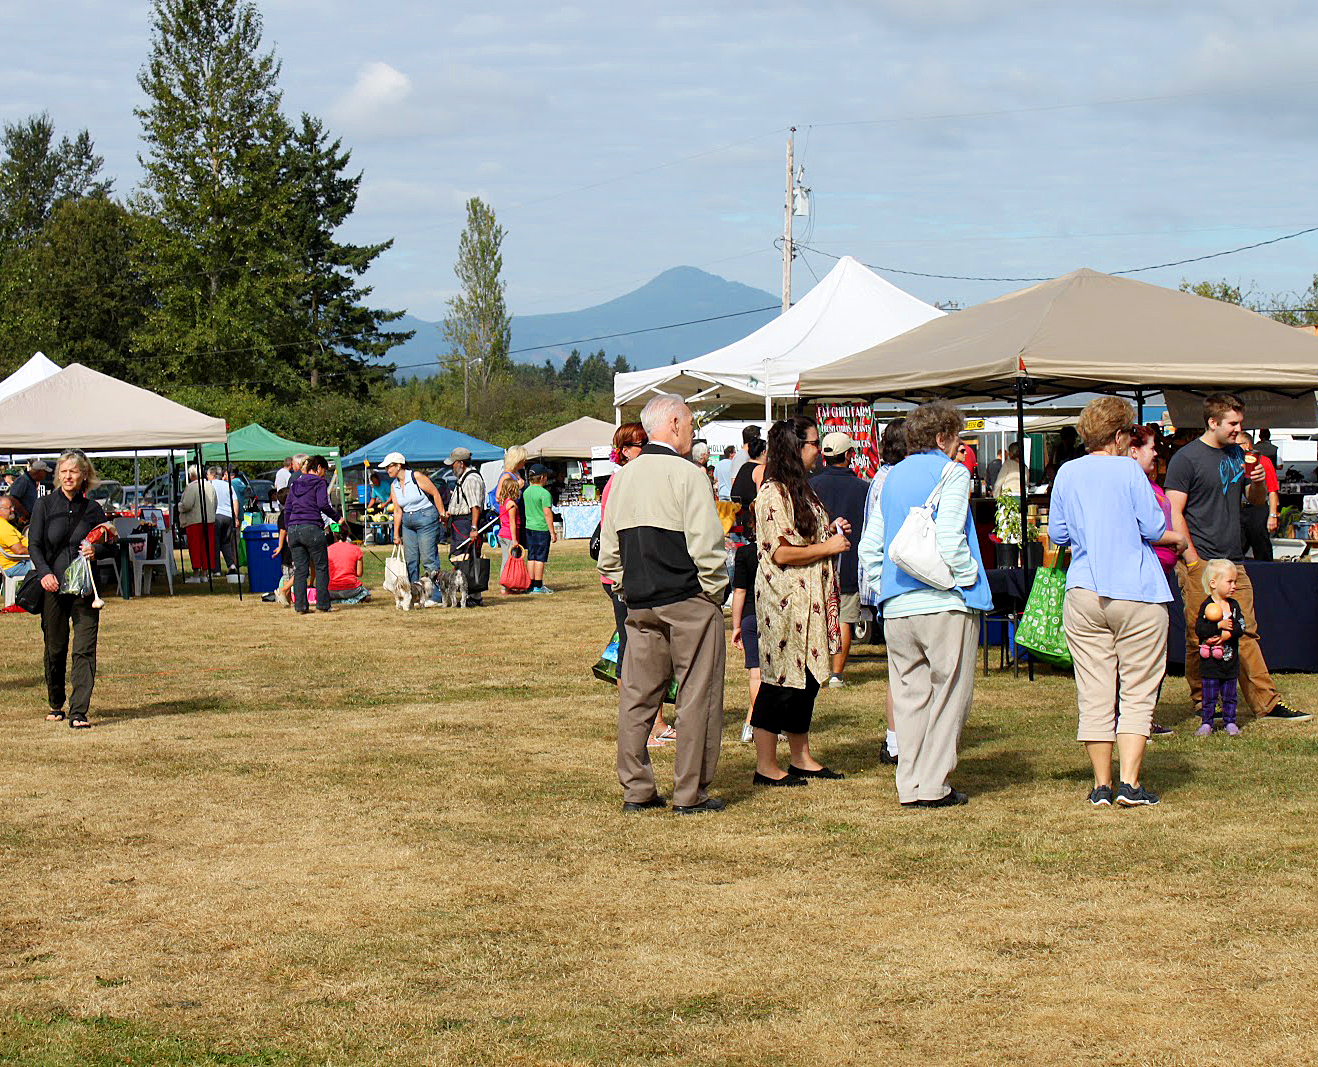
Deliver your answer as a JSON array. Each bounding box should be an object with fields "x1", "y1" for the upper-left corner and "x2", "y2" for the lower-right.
[{"x1": 781, "y1": 126, "x2": 795, "y2": 314}]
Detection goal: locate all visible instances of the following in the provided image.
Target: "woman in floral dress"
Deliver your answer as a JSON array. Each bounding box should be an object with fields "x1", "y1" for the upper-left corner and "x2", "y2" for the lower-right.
[{"x1": 752, "y1": 416, "x2": 852, "y2": 786}]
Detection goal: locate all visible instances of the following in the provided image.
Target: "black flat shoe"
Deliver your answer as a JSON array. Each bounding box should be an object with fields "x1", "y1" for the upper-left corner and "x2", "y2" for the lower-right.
[
  {"x1": 787, "y1": 765, "x2": 845, "y2": 780},
  {"x1": 753, "y1": 771, "x2": 807, "y2": 787},
  {"x1": 919, "y1": 788, "x2": 968, "y2": 807},
  {"x1": 673, "y1": 797, "x2": 727, "y2": 814},
  {"x1": 879, "y1": 741, "x2": 898, "y2": 765},
  {"x1": 622, "y1": 795, "x2": 667, "y2": 813}
]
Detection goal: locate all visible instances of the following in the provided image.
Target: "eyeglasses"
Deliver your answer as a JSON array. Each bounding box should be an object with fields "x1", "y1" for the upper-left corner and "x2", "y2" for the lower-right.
[{"x1": 803, "y1": 437, "x2": 820, "y2": 447}]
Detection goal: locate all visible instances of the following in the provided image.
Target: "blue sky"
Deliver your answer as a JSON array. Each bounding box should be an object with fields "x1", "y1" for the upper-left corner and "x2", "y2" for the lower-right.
[{"x1": 4, "y1": 0, "x2": 1318, "y2": 321}]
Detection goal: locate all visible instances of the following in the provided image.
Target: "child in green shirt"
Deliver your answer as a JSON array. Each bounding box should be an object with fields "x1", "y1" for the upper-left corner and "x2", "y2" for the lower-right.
[{"x1": 522, "y1": 466, "x2": 557, "y2": 594}]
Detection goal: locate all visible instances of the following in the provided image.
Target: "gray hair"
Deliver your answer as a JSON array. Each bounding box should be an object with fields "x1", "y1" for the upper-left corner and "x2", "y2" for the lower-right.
[
  {"x1": 691, "y1": 441, "x2": 710, "y2": 464},
  {"x1": 292, "y1": 453, "x2": 309, "y2": 471},
  {"x1": 187, "y1": 464, "x2": 200, "y2": 481},
  {"x1": 206, "y1": 466, "x2": 222, "y2": 478},
  {"x1": 639, "y1": 393, "x2": 690, "y2": 436}
]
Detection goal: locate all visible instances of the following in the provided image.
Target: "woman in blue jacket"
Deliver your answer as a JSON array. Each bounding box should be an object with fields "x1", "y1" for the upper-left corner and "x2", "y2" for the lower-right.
[{"x1": 858, "y1": 402, "x2": 991, "y2": 808}]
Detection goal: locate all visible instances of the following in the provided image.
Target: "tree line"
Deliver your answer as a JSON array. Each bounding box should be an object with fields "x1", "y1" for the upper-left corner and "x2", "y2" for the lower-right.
[{"x1": 0, "y1": 0, "x2": 632, "y2": 452}]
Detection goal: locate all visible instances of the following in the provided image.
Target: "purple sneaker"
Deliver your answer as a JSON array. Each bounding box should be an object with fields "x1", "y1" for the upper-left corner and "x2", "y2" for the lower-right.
[
  {"x1": 1196, "y1": 723, "x2": 1213, "y2": 737},
  {"x1": 1225, "y1": 722, "x2": 1241, "y2": 736}
]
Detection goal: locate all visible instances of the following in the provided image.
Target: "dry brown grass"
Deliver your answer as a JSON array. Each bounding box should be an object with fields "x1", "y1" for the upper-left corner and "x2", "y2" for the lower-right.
[{"x1": 3, "y1": 541, "x2": 1318, "y2": 1065}]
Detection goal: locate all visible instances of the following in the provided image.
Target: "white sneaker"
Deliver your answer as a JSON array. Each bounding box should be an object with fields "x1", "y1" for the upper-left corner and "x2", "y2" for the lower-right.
[
  {"x1": 828, "y1": 673, "x2": 845, "y2": 688},
  {"x1": 185, "y1": 575, "x2": 206, "y2": 584},
  {"x1": 740, "y1": 721, "x2": 753, "y2": 743}
]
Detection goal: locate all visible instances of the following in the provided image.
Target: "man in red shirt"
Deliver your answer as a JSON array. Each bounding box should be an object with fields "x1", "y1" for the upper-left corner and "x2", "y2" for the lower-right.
[
  {"x1": 1238, "y1": 433, "x2": 1279, "y2": 561},
  {"x1": 325, "y1": 524, "x2": 371, "y2": 603}
]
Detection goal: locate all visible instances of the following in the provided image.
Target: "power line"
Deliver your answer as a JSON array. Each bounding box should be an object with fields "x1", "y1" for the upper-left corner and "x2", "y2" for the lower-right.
[{"x1": 797, "y1": 225, "x2": 1318, "y2": 283}]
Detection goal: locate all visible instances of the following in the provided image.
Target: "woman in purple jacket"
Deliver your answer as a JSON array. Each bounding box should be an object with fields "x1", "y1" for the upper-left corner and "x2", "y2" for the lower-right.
[{"x1": 283, "y1": 455, "x2": 340, "y2": 614}]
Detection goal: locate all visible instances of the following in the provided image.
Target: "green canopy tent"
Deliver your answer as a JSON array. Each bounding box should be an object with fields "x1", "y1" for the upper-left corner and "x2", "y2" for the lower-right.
[{"x1": 179, "y1": 424, "x2": 348, "y2": 573}]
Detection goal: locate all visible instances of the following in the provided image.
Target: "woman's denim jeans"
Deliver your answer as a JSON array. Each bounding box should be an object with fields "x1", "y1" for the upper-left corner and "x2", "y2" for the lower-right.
[{"x1": 401, "y1": 507, "x2": 441, "y2": 582}]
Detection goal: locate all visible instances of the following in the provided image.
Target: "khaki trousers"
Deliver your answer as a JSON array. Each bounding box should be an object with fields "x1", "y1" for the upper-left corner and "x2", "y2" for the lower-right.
[
  {"x1": 885, "y1": 610, "x2": 978, "y2": 804},
  {"x1": 1063, "y1": 588, "x2": 1167, "y2": 741},
  {"x1": 617, "y1": 596, "x2": 726, "y2": 808},
  {"x1": 1176, "y1": 562, "x2": 1278, "y2": 716}
]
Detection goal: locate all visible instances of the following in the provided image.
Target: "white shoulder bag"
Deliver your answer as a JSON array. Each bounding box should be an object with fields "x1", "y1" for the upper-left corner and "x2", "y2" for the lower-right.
[
  {"x1": 383, "y1": 543, "x2": 408, "y2": 594},
  {"x1": 888, "y1": 462, "x2": 958, "y2": 590}
]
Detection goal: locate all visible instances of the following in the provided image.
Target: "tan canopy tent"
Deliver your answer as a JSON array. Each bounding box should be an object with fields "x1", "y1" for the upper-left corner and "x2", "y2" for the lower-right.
[
  {"x1": 522, "y1": 416, "x2": 616, "y2": 459},
  {"x1": 799, "y1": 268, "x2": 1318, "y2": 403},
  {"x1": 0, "y1": 363, "x2": 227, "y2": 451}
]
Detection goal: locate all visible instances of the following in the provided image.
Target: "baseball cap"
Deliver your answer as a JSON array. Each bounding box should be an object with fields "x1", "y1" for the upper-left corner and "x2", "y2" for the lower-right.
[
  {"x1": 527, "y1": 463, "x2": 549, "y2": 477},
  {"x1": 377, "y1": 451, "x2": 406, "y2": 469},
  {"x1": 444, "y1": 447, "x2": 472, "y2": 466},
  {"x1": 29, "y1": 459, "x2": 51, "y2": 472},
  {"x1": 821, "y1": 431, "x2": 854, "y2": 457}
]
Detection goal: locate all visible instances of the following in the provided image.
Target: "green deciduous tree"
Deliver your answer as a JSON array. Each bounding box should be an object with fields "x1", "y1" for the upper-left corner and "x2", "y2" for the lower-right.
[
  {"x1": 132, "y1": 0, "x2": 295, "y2": 390},
  {"x1": 441, "y1": 196, "x2": 511, "y2": 414}
]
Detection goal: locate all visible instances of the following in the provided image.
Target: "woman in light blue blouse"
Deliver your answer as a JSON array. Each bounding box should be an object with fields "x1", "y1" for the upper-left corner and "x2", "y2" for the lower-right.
[
  {"x1": 1048, "y1": 396, "x2": 1185, "y2": 809},
  {"x1": 858, "y1": 402, "x2": 990, "y2": 809}
]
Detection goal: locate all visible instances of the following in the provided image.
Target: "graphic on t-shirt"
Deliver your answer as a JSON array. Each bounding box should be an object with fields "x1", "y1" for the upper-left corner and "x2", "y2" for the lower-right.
[{"x1": 1217, "y1": 449, "x2": 1244, "y2": 496}]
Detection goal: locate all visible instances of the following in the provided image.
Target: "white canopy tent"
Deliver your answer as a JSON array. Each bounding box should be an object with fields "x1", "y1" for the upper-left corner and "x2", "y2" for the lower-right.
[
  {"x1": 0, "y1": 352, "x2": 61, "y2": 403},
  {"x1": 613, "y1": 255, "x2": 944, "y2": 420},
  {"x1": 0, "y1": 363, "x2": 227, "y2": 451},
  {"x1": 521, "y1": 416, "x2": 616, "y2": 459}
]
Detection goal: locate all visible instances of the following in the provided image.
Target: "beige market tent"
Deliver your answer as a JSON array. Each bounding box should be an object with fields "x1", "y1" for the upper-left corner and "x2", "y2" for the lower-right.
[
  {"x1": 0, "y1": 363, "x2": 227, "y2": 451},
  {"x1": 799, "y1": 268, "x2": 1318, "y2": 403},
  {"x1": 522, "y1": 416, "x2": 616, "y2": 459}
]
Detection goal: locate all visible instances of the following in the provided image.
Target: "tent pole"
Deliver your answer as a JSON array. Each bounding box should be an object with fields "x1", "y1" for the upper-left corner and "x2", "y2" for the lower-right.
[
  {"x1": 1016, "y1": 377, "x2": 1030, "y2": 580},
  {"x1": 1136, "y1": 389, "x2": 1145, "y2": 426},
  {"x1": 225, "y1": 440, "x2": 242, "y2": 602},
  {"x1": 169, "y1": 448, "x2": 177, "y2": 583},
  {"x1": 763, "y1": 358, "x2": 771, "y2": 424}
]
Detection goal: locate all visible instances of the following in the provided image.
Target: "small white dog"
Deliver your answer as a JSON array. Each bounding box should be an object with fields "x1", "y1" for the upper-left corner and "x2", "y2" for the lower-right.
[{"x1": 394, "y1": 574, "x2": 435, "y2": 611}]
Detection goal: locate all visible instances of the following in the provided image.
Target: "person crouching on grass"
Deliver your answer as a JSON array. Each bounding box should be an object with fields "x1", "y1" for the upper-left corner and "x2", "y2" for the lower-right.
[
  {"x1": 522, "y1": 464, "x2": 557, "y2": 594},
  {"x1": 1195, "y1": 560, "x2": 1245, "y2": 737},
  {"x1": 325, "y1": 523, "x2": 371, "y2": 604}
]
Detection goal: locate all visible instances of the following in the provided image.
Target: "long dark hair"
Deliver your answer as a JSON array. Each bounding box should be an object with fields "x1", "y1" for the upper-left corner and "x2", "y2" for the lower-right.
[{"x1": 764, "y1": 416, "x2": 821, "y2": 539}]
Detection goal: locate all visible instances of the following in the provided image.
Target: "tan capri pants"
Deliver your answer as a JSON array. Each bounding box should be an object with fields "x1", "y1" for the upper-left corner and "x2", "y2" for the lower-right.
[{"x1": 1063, "y1": 588, "x2": 1168, "y2": 742}]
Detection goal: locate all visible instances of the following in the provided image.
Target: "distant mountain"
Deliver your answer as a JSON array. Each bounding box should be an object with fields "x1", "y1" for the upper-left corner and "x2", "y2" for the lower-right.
[{"x1": 377, "y1": 267, "x2": 780, "y2": 380}]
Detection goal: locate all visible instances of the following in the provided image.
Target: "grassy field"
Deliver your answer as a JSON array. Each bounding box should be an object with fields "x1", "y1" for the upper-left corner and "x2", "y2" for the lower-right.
[{"x1": 2, "y1": 541, "x2": 1317, "y2": 1066}]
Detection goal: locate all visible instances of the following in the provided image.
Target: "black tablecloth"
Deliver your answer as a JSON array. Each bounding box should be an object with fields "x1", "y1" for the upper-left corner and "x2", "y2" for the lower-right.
[{"x1": 987, "y1": 562, "x2": 1318, "y2": 673}]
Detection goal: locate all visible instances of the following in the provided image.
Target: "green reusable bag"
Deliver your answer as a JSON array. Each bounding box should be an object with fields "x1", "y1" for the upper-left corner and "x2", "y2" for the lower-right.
[{"x1": 1015, "y1": 549, "x2": 1072, "y2": 666}]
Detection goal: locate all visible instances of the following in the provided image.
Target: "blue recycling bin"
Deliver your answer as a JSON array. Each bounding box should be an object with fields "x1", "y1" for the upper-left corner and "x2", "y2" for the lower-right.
[{"x1": 243, "y1": 523, "x2": 282, "y2": 593}]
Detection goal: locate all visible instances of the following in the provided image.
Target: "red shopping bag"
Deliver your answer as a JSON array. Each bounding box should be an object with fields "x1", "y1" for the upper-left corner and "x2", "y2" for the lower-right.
[{"x1": 500, "y1": 544, "x2": 531, "y2": 592}]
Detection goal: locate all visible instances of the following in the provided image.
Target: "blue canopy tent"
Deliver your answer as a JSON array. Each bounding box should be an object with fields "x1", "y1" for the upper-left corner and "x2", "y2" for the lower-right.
[{"x1": 341, "y1": 420, "x2": 503, "y2": 468}]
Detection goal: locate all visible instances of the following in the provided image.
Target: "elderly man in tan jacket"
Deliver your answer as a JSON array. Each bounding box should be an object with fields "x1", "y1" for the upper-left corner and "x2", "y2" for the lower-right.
[{"x1": 600, "y1": 393, "x2": 730, "y2": 815}]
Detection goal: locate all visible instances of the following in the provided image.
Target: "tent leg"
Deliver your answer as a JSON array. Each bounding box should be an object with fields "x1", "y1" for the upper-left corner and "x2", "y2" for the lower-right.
[
  {"x1": 1016, "y1": 378, "x2": 1031, "y2": 584},
  {"x1": 1136, "y1": 389, "x2": 1145, "y2": 426},
  {"x1": 225, "y1": 441, "x2": 242, "y2": 602}
]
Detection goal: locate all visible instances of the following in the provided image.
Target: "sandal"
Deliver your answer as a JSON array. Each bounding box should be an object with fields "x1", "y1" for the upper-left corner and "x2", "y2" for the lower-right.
[
  {"x1": 45, "y1": 711, "x2": 65, "y2": 722},
  {"x1": 657, "y1": 725, "x2": 678, "y2": 742},
  {"x1": 68, "y1": 715, "x2": 91, "y2": 729}
]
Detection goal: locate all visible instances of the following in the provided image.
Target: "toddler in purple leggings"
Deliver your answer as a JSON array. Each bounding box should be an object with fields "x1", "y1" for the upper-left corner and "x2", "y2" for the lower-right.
[{"x1": 1193, "y1": 559, "x2": 1245, "y2": 736}]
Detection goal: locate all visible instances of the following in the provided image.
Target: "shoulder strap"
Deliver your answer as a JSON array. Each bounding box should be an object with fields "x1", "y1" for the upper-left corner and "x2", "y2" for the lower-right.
[{"x1": 923, "y1": 461, "x2": 959, "y2": 509}]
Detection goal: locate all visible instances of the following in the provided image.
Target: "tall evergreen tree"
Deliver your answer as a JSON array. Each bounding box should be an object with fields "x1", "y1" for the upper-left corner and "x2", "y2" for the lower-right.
[
  {"x1": 441, "y1": 196, "x2": 511, "y2": 414},
  {"x1": 132, "y1": 0, "x2": 295, "y2": 390},
  {"x1": 611, "y1": 354, "x2": 631, "y2": 377},
  {"x1": 558, "y1": 350, "x2": 582, "y2": 391},
  {"x1": 579, "y1": 349, "x2": 611, "y2": 394},
  {"x1": 280, "y1": 113, "x2": 411, "y2": 393},
  {"x1": 0, "y1": 114, "x2": 108, "y2": 247}
]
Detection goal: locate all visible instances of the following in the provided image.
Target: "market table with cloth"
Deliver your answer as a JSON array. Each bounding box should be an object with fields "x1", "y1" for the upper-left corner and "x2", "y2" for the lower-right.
[{"x1": 988, "y1": 561, "x2": 1318, "y2": 672}]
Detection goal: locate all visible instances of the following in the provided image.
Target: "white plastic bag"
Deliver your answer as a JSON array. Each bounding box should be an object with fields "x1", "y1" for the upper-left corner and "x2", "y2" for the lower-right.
[
  {"x1": 383, "y1": 543, "x2": 408, "y2": 594},
  {"x1": 888, "y1": 462, "x2": 957, "y2": 590}
]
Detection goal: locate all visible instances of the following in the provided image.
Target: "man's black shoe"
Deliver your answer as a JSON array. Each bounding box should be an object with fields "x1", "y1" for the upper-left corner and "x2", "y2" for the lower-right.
[
  {"x1": 1263, "y1": 702, "x2": 1312, "y2": 722},
  {"x1": 622, "y1": 795, "x2": 667, "y2": 814},
  {"x1": 919, "y1": 788, "x2": 968, "y2": 808},
  {"x1": 673, "y1": 796, "x2": 727, "y2": 815},
  {"x1": 879, "y1": 740, "x2": 898, "y2": 765}
]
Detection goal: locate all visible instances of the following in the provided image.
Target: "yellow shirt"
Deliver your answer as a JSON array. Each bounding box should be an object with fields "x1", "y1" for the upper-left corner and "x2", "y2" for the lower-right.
[{"x1": 0, "y1": 516, "x2": 27, "y2": 555}]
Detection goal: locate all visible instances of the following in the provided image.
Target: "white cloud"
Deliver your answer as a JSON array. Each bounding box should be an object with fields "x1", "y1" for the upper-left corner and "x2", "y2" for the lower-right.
[{"x1": 330, "y1": 61, "x2": 412, "y2": 129}]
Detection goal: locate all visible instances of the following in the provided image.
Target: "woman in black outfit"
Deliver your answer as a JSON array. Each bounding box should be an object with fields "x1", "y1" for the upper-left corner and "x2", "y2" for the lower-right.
[
  {"x1": 730, "y1": 437, "x2": 767, "y2": 533},
  {"x1": 28, "y1": 449, "x2": 116, "y2": 728}
]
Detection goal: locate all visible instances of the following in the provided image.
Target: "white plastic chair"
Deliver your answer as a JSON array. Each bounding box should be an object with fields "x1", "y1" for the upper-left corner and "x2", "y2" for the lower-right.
[
  {"x1": 132, "y1": 521, "x2": 176, "y2": 596},
  {"x1": 1, "y1": 546, "x2": 29, "y2": 608}
]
